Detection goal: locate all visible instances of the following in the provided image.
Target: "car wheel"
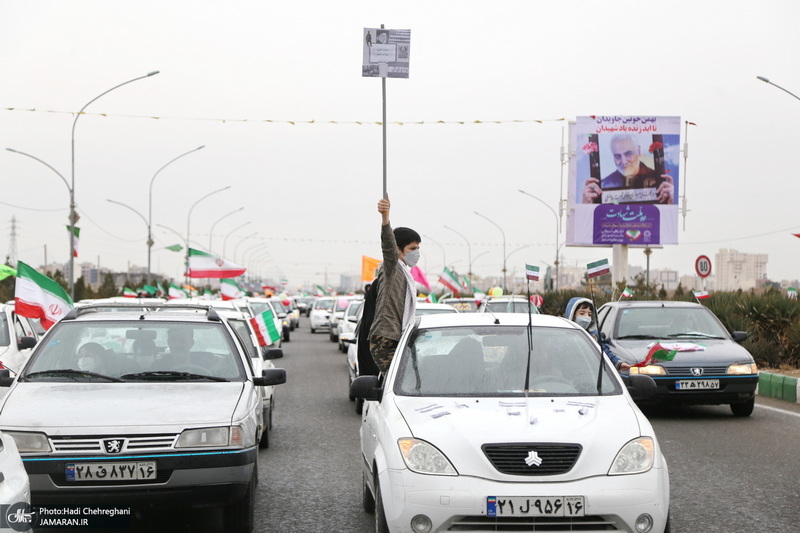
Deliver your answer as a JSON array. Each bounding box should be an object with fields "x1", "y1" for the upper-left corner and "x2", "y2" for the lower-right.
[
  {"x1": 310, "y1": 326, "x2": 316, "y2": 333},
  {"x1": 258, "y1": 405, "x2": 270, "y2": 449},
  {"x1": 329, "y1": 332, "x2": 338, "y2": 342},
  {"x1": 355, "y1": 397, "x2": 364, "y2": 415},
  {"x1": 375, "y1": 480, "x2": 390, "y2": 533},
  {"x1": 224, "y1": 471, "x2": 255, "y2": 533},
  {"x1": 730, "y1": 397, "x2": 755, "y2": 417},
  {"x1": 283, "y1": 327, "x2": 291, "y2": 342},
  {"x1": 349, "y1": 374, "x2": 355, "y2": 401},
  {"x1": 362, "y1": 470, "x2": 375, "y2": 513}
]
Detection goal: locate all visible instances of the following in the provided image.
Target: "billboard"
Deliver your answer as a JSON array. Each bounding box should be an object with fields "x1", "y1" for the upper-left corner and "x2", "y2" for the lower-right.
[
  {"x1": 362, "y1": 28, "x2": 411, "y2": 79},
  {"x1": 566, "y1": 116, "x2": 681, "y2": 246}
]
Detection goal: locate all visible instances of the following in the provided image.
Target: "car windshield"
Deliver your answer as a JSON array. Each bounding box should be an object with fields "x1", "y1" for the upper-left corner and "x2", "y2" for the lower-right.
[
  {"x1": 444, "y1": 300, "x2": 479, "y2": 312},
  {"x1": 416, "y1": 307, "x2": 457, "y2": 316},
  {"x1": 23, "y1": 321, "x2": 245, "y2": 382},
  {"x1": 249, "y1": 301, "x2": 273, "y2": 316},
  {"x1": 615, "y1": 307, "x2": 728, "y2": 339},
  {"x1": 347, "y1": 301, "x2": 363, "y2": 319},
  {"x1": 269, "y1": 300, "x2": 288, "y2": 313},
  {"x1": 315, "y1": 298, "x2": 335, "y2": 310},
  {"x1": 227, "y1": 318, "x2": 259, "y2": 359},
  {"x1": 0, "y1": 314, "x2": 9, "y2": 347},
  {"x1": 395, "y1": 325, "x2": 621, "y2": 397},
  {"x1": 485, "y1": 300, "x2": 539, "y2": 314}
]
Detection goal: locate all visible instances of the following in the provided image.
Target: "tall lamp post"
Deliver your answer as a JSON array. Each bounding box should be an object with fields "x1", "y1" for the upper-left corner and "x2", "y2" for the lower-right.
[
  {"x1": 422, "y1": 234, "x2": 446, "y2": 273},
  {"x1": 474, "y1": 211, "x2": 507, "y2": 293},
  {"x1": 233, "y1": 233, "x2": 259, "y2": 264},
  {"x1": 148, "y1": 145, "x2": 205, "y2": 283},
  {"x1": 70, "y1": 70, "x2": 160, "y2": 297},
  {"x1": 518, "y1": 189, "x2": 561, "y2": 290},
  {"x1": 209, "y1": 207, "x2": 244, "y2": 253},
  {"x1": 444, "y1": 225, "x2": 472, "y2": 288},
  {"x1": 106, "y1": 199, "x2": 148, "y2": 284},
  {"x1": 756, "y1": 75, "x2": 800, "y2": 102},
  {"x1": 223, "y1": 221, "x2": 251, "y2": 257}
]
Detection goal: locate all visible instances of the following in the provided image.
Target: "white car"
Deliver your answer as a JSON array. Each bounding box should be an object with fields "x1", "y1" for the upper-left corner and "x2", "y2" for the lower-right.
[
  {"x1": 0, "y1": 304, "x2": 41, "y2": 377},
  {"x1": 479, "y1": 295, "x2": 540, "y2": 314},
  {"x1": 309, "y1": 297, "x2": 336, "y2": 333},
  {"x1": 414, "y1": 302, "x2": 458, "y2": 315},
  {"x1": 351, "y1": 313, "x2": 670, "y2": 533},
  {"x1": 330, "y1": 296, "x2": 363, "y2": 343},
  {"x1": 0, "y1": 304, "x2": 286, "y2": 532},
  {"x1": 337, "y1": 299, "x2": 364, "y2": 353},
  {"x1": 0, "y1": 429, "x2": 31, "y2": 527},
  {"x1": 247, "y1": 297, "x2": 287, "y2": 346}
]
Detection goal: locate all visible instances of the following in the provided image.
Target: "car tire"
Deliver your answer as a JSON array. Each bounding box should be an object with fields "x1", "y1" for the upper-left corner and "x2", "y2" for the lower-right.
[
  {"x1": 329, "y1": 332, "x2": 338, "y2": 342},
  {"x1": 730, "y1": 397, "x2": 755, "y2": 417},
  {"x1": 375, "y1": 480, "x2": 390, "y2": 533},
  {"x1": 362, "y1": 470, "x2": 375, "y2": 513},
  {"x1": 225, "y1": 472, "x2": 255, "y2": 533},
  {"x1": 310, "y1": 326, "x2": 316, "y2": 333},
  {"x1": 283, "y1": 327, "x2": 291, "y2": 342},
  {"x1": 355, "y1": 397, "x2": 364, "y2": 415},
  {"x1": 663, "y1": 511, "x2": 671, "y2": 532},
  {"x1": 258, "y1": 406, "x2": 270, "y2": 449}
]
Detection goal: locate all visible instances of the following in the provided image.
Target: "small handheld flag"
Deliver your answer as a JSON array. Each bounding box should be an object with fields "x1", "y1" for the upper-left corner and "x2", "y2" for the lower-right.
[
  {"x1": 525, "y1": 264, "x2": 540, "y2": 282},
  {"x1": 692, "y1": 290, "x2": 710, "y2": 300},
  {"x1": 587, "y1": 259, "x2": 610, "y2": 279},
  {"x1": 438, "y1": 267, "x2": 461, "y2": 296}
]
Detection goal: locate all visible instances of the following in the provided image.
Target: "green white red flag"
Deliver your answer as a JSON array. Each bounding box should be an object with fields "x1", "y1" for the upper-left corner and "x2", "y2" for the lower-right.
[
  {"x1": 633, "y1": 341, "x2": 706, "y2": 367},
  {"x1": 249, "y1": 309, "x2": 281, "y2": 347},
  {"x1": 438, "y1": 267, "x2": 460, "y2": 296},
  {"x1": 187, "y1": 248, "x2": 246, "y2": 279},
  {"x1": 14, "y1": 261, "x2": 74, "y2": 330},
  {"x1": 692, "y1": 290, "x2": 710, "y2": 300},
  {"x1": 66, "y1": 226, "x2": 80, "y2": 258},
  {"x1": 621, "y1": 287, "x2": 634, "y2": 299},
  {"x1": 123, "y1": 287, "x2": 137, "y2": 298},
  {"x1": 220, "y1": 278, "x2": 242, "y2": 300},
  {"x1": 525, "y1": 264, "x2": 540, "y2": 282},
  {"x1": 168, "y1": 283, "x2": 186, "y2": 299},
  {"x1": 586, "y1": 258, "x2": 610, "y2": 279}
]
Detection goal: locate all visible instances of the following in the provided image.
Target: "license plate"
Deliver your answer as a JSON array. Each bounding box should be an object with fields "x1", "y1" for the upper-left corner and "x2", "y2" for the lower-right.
[
  {"x1": 675, "y1": 379, "x2": 719, "y2": 390},
  {"x1": 487, "y1": 496, "x2": 584, "y2": 517},
  {"x1": 65, "y1": 462, "x2": 157, "y2": 482}
]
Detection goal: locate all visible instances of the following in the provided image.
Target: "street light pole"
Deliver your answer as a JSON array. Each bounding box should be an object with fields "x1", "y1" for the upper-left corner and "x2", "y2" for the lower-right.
[
  {"x1": 474, "y1": 211, "x2": 507, "y2": 293},
  {"x1": 422, "y1": 234, "x2": 446, "y2": 272},
  {"x1": 223, "y1": 221, "x2": 251, "y2": 258},
  {"x1": 518, "y1": 189, "x2": 561, "y2": 291},
  {"x1": 233, "y1": 233, "x2": 259, "y2": 264},
  {"x1": 756, "y1": 75, "x2": 800, "y2": 102},
  {"x1": 444, "y1": 225, "x2": 472, "y2": 288},
  {"x1": 106, "y1": 199, "x2": 148, "y2": 284},
  {"x1": 148, "y1": 145, "x2": 205, "y2": 283},
  {"x1": 209, "y1": 207, "x2": 244, "y2": 253},
  {"x1": 70, "y1": 70, "x2": 160, "y2": 297}
]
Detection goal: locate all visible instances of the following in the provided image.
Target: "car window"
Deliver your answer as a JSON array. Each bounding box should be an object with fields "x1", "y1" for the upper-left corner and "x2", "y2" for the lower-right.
[
  {"x1": 415, "y1": 307, "x2": 457, "y2": 316},
  {"x1": 395, "y1": 326, "x2": 621, "y2": 397},
  {"x1": 486, "y1": 300, "x2": 539, "y2": 314},
  {"x1": 250, "y1": 301, "x2": 274, "y2": 316},
  {"x1": 314, "y1": 298, "x2": 335, "y2": 310},
  {"x1": 445, "y1": 300, "x2": 478, "y2": 312},
  {"x1": 347, "y1": 301, "x2": 363, "y2": 319},
  {"x1": 0, "y1": 313, "x2": 9, "y2": 347},
  {"x1": 597, "y1": 306, "x2": 613, "y2": 337},
  {"x1": 24, "y1": 321, "x2": 245, "y2": 381},
  {"x1": 616, "y1": 307, "x2": 728, "y2": 339}
]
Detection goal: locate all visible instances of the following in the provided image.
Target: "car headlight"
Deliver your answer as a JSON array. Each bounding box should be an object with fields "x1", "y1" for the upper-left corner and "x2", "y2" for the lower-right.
[
  {"x1": 175, "y1": 427, "x2": 237, "y2": 448},
  {"x1": 5, "y1": 431, "x2": 51, "y2": 453},
  {"x1": 727, "y1": 363, "x2": 758, "y2": 375},
  {"x1": 629, "y1": 365, "x2": 666, "y2": 376},
  {"x1": 398, "y1": 438, "x2": 457, "y2": 475},
  {"x1": 609, "y1": 437, "x2": 655, "y2": 475}
]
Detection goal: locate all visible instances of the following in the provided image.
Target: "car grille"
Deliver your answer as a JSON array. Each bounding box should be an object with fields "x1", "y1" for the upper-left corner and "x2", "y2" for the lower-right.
[
  {"x1": 50, "y1": 434, "x2": 179, "y2": 454},
  {"x1": 482, "y1": 443, "x2": 582, "y2": 476},
  {"x1": 666, "y1": 366, "x2": 728, "y2": 376},
  {"x1": 447, "y1": 515, "x2": 621, "y2": 531}
]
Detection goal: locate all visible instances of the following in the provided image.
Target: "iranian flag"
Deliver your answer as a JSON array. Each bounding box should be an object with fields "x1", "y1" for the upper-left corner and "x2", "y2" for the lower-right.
[
  {"x1": 66, "y1": 226, "x2": 80, "y2": 258},
  {"x1": 14, "y1": 261, "x2": 74, "y2": 330},
  {"x1": 633, "y1": 341, "x2": 706, "y2": 367},
  {"x1": 220, "y1": 278, "x2": 242, "y2": 300},
  {"x1": 123, "y1": 288, "x2": 137, "y2": 298},
  {"x1": 187, "y1": 248, "x2": 246, "y2": 279},
  {"x1": 168, "y1": 283, "x2": 186, "y2": 299},
  {"x1": 621, "y1": 287, "x2": 634, "y2": 298},
  {"x1": 692, "y1": 290, "x2": 710, "y2": 300},
  {"x1": 438, "y1": 267, "x2": 461, "y2": 296},
  {"x1": 525, "y1": 264, "x2": 540, "y2": 282},
  {"x1": 587, "y1": 258, "x2": 610, "y2": 279},
  {"x1": 426, "y1": 292, "x2": 438, "y2": 304},
  {"x1": 250, "y1": 309, "x2": 281, "y2": 347}
]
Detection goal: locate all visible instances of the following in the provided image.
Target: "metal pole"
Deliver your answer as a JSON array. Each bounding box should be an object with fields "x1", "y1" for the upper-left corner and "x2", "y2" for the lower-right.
[
  {"x1": 474, "y1": 211, "x2": 507, "y2": 293},
  {"x1": 106, "y1": 199, "x2": 148, "y2": 275},
  {"x1": 223, "y1": 221, "x2": 251, "y2": 258},
  {"x1": 444, "y1": 225, "x2": 472, "y2": 288},
  {"x1": 518, "y1": 189, "x2": 561, "y2": 291},
  {"x1": 381, "y1": 23, "x2": 387, "y2": 199},
  {"x1": 209, "y1": 207, "x2": 244, "y2": 253}
]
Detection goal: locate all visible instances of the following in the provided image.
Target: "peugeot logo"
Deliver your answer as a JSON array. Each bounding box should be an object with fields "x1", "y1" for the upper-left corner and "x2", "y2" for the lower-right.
[
  {"x1": 690, "y1": 368, "x2": 704, "y2": 377},
  {"x1": 103, "y1": 439, "x2": 124, "y2": 454}
]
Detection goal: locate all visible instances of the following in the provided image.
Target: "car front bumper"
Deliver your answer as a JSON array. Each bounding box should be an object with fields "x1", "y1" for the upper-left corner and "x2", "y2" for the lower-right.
[
  {"x1": 647, "y1": 375, "x2": 758, "y2": 405},
  {"x1": 376, "y1": 465, "x2": 669, "y2": 533}
]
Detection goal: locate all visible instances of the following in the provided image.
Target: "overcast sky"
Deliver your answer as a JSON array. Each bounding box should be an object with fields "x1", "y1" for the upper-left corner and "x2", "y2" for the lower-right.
[{"x1": 2, "y1": 0, "x2": 799, "y2": 290}]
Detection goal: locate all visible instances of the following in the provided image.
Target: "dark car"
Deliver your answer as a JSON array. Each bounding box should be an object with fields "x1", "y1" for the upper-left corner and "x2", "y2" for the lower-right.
[{"x1": 596, "y1": 300, "x2": 758, "y2": 416}]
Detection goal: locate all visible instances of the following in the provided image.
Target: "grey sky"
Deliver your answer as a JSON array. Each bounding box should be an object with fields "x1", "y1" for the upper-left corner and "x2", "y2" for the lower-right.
[{"x1": 2, "y1": 0, "x2": 798, "y2": 289}]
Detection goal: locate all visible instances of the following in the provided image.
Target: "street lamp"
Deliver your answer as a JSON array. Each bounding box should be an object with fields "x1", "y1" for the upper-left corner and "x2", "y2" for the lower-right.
[
  {"x1": 422, "y1": 234, "x2": 446, "y2": 272},
  {"x1": 106, "y1": 199, "x2": 148, "y2": 283},
  {"x1": 70, "y1": 70, "x2": 160, "y2": 297},
  {"x1": 756, "y1": 75, "x2": 800, "y2": 102},
  {"x1": 223, "y1": 221, "x2": 251, "y2": 257},
  {"x1": 505, "y1": 245, "x2": 532, "y2": 293},
  {"x1": 209, "y1": 207, "x2": 244, "y2": 253},
  {"x1": 518, "y1": 189, "x2": 561, "y2": 290},
  {"x1": 185, "y1": 185, "x2": 231, "y2": 258},
  {"x1": 148, "y1": 145, "x2": 205, "y2": 283},
  {"x1": 233, "y1": 233, "x2": 259, "y2": 263},
  {"x1": 474, "y1": 211, "x2": 507, "y2": 293},
  {"x1": 444, "y1": 225, "x2": 472, "y2": 288}
]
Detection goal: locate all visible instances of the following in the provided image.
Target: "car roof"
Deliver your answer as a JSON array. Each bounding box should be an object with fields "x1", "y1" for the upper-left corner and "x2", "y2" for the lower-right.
[
  {"x1": 416, "y1": 302, "x2": 457, "y2": 311},
  {"x1": 416, "y1": 312, "x2": 573, "y2": 329},
  {"x1": 61, "y1": 303, "x2": 228, "y2": 324},
  {"x1": 603, "y1": 300, "x2": 704, "y2": 309}
]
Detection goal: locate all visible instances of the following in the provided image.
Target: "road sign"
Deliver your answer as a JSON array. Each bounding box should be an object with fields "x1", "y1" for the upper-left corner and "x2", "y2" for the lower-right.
[{"x1": 695, "y1": 255, "x2": 712, "y2": 278}]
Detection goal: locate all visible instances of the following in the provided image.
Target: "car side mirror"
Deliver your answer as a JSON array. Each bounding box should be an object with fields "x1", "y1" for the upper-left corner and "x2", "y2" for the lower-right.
[
  {"x1": 254, "y1": 368, "x2": 287, "y2": 387},
  {"x1": 264, "y1": 348, "x2": 284, "y2": 360},
  {"x1": 731, "y1": 331, "x2": 748, "y2": 343},
  {"x1": 17, "y1": 336, "x2": 37, "y2": 350},
  {"x1": 349, "y1": 375, "x2": 383, "y2": 402},
  {"x1": 0, "y1": 368, "x2": 13, "y2": 387},
  {"x1": 622, "y1": 374, "x2": 657, "y2": 401}
]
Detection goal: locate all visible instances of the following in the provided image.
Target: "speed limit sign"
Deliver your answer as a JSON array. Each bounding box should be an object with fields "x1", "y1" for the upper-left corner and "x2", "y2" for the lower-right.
[{"x1": 695, "y1": 255, "x2": 712, "y2": 278}]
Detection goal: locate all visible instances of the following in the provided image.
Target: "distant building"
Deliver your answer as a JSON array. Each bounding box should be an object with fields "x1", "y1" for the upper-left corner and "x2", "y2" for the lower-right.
[{"x1": 715, "y1": 249, "x2": 768, "y2": 291}]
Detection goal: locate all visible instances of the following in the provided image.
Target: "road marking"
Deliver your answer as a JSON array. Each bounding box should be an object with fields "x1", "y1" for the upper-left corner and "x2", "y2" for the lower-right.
[{"x1": 756, "y1": 404, "x2": 800, "y2": 419}]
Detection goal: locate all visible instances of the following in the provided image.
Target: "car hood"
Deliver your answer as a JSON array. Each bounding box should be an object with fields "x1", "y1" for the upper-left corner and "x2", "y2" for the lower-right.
[
  {"x1": 394, "y1": 394, "x2": 646, "y2": 479},
  {"x1": 610, "y1": 338, "x2": 753, "y2": 365},
  {"x1": 0, "y1": 382, "x2": 246, "y2": 431}
]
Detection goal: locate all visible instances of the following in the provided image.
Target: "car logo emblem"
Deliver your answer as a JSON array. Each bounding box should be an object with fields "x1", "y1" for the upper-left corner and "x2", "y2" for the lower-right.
[
  {"x1": 103, "y1": 439, "x2": 124, "y2": 454},
  {"x1": 690, "y1": 368, "x2": 704, "y2": 376},
  {"x1": 524, "y1": 450, "x2": 543, "y2": 467}
]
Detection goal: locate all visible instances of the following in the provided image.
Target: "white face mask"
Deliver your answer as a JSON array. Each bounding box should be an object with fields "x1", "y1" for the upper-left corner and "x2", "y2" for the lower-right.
[
  {"x1": 402, "y1": 249, "x2": 420, "y2": 268},
  {"x1": 575, "y1": 316, "x2": 592, "y2": 330}
]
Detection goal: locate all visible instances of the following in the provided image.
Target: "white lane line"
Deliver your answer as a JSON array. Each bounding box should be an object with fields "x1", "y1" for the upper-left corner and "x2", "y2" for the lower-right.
[{"x1": 756, "y1": 404, "x2": 800, "y2": 418}]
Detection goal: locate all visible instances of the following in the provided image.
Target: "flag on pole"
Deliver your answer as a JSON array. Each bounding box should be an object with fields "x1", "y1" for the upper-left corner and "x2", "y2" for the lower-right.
[
  {"x1": 0, "y1": 265, "x2": 17, "y2": 281},
  {"x1": 156, "y1": 282, "x2": 166, "y2": 297},
  {"x1": 460, "y1": 276, "x2": 472, "y2": 292},
  {"x1": 66, "y1": 226, "x2": 80, "y2": 258},
  {"x1": 793, "y1": 233, "x2": 800, "y2": 239},
  {"x1": 165, "y1": 244, "x2": 183, "y2": 252},
  {"x1": 438, "y1": 267, "x2": 461, "y2": 296},
  {"x1": 168, "y1": 283, "x2": 186, "y2": 299},
  {"x1": 123, "y1": 287, "x2": 137, "y2": 298},
  {"x1": 692, "y1": 290, "x2": 710, "y2": 300},
  {"x1": 142, "y1": 284, "x2": 157, "y2": 296},
  {"x1": 410, "y1": 266, "x2": 431, "y2": 293},
  {"x1": 633, "y1": 341, "x2": 706, "y2": 367},
  {"x1": 14, "y1": 261, "x2": 74, "y2": 330},
  {"x1": 621, "y1": 287, "x2": 634, "y2": 298},
  {"x1": 525, "y1": 264, "x2": 540, "y2": 282},
  {"x1": 361, "y1": 255, "x2": 381, "y2": 283},
  {"x1": 249, "y1": 309, "x2": 282, "y2": 347},
  {"x1": 788, "y1": 288, "x2": 798, "y2": 299},
  {"x1": 586, "y1": 258, "x2": 610, "y2": 279},
  {"x1": 426, "y1": 292, "x2": 438, "y2": 304},
  {"x1": 315, "y1": 285, "x2": 329, "y2": 296},
  {"x1": 187, "y1": 248, "x2": 246, "y2": 278},
  {"x1": 220, "y1": 278, "x2": 242, "y2": 300}
]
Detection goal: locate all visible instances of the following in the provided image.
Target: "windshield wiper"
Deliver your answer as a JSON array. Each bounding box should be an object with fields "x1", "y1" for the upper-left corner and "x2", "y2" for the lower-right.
[
  {"x1": 120, "y1": 371, "x2": 229, "y2": 382},
  {"x1": 24, "y1": 369, "x2": 123, "y2": 382},
  {"x1": 616, "y1": 334, "x2": 660, "y2": 340},
  {"x1": 666, "y1": 332, "x2": 725, "y2": 339}
]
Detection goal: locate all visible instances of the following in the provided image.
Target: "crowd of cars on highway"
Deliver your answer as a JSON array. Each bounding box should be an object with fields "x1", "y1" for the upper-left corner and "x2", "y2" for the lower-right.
[{"x1": 0, "y1": 292, "x2": 760, "y2": 532}]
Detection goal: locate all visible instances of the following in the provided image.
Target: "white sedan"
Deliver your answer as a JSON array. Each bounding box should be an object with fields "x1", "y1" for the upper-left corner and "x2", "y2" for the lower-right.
[
  {"x1": 0, "y1": 430, "x2": 31, "y2": 525},
  {"x1": 351, "y1": 313, "x2": 670, "y2": 533}
]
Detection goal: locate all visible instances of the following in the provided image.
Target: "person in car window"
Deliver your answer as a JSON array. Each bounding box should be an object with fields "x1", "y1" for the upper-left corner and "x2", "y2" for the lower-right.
[
  {"x1": 565, "y1": 297, "x2": 630, "y2": 371},
  {"x1": 77, "y1": 342, "x2": 106, "y2": 373},
  {"x1": 150, "y1": 328, "x2": 196, "y2": 371},
  {"x1": 369, "y1": 197, "x2": 422, "y2": 373}
]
